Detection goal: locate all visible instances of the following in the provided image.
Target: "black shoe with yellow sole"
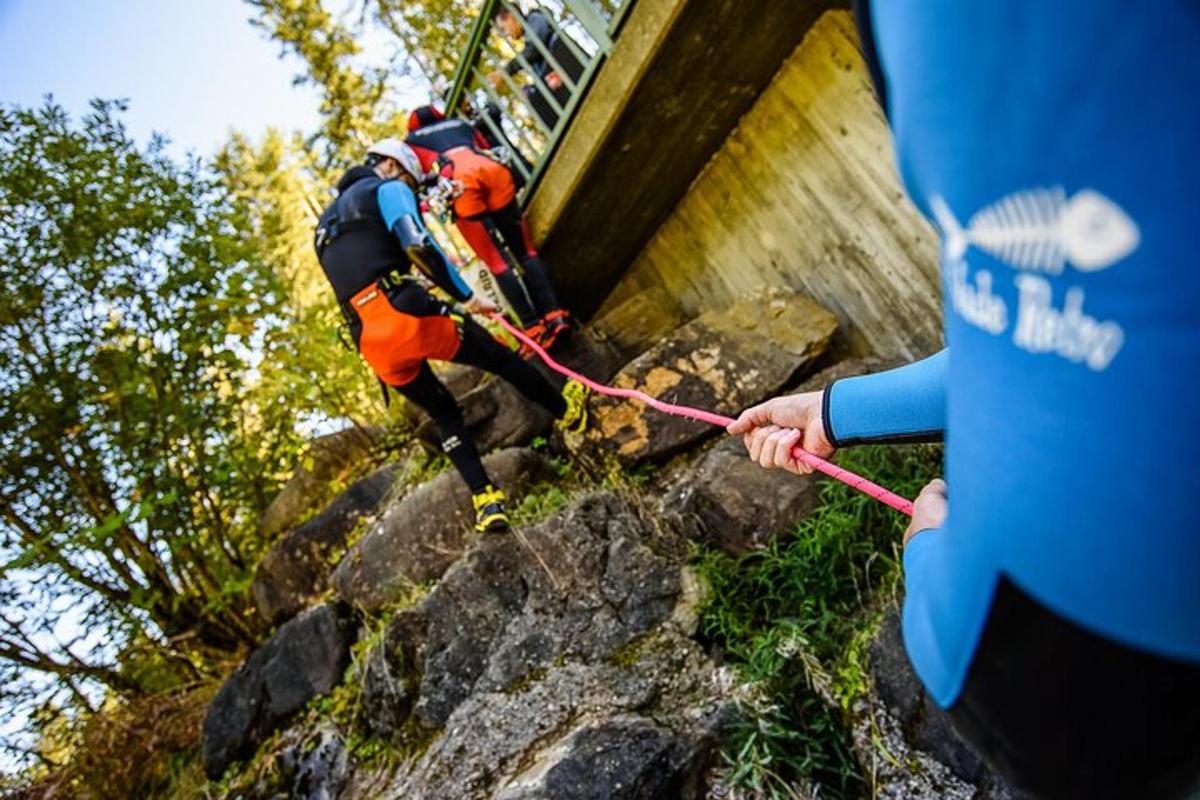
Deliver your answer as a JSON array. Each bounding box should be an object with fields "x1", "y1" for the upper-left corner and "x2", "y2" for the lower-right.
[{"x1": 472, "y1": 484, "x2": 510, "y2": 533}]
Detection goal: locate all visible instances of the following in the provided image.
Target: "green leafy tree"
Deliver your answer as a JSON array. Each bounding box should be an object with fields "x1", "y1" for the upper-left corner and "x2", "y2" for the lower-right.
[
  {"x1": 0, "y1": 100, "x2": 298, "y2": 724},
  {"x1": 369, "y1": 0, "x2": 481, "y2": 86},
  {"x1": 245, "y1": 0, "x2": 408, "y2": 168}
]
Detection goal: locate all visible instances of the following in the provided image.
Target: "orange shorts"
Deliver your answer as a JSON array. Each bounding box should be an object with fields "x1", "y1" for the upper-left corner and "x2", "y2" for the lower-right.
[
  {"x1": 447, "y1": 147, "x2": 517, "y2": 218},
  {"x1": 349, "y1": 282, "x2": 461, "y2": 387}
]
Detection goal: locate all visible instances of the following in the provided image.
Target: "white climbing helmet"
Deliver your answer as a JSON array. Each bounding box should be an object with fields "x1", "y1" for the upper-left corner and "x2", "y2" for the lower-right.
[{"x1": 366, "y1": 137, "x2": 424, "y2": 182}]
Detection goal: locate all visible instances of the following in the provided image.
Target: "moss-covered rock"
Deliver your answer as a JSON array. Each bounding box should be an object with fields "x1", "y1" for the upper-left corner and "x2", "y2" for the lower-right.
[
  {"x1": 201, "y1": 603, "x2": 357, "y2": 780},
  {"x1": 330, "y1": 447, "x2": 555, "y2": 612},
  {"x1": 251, "y1": 463, "x2": 404, "y2": 626}
]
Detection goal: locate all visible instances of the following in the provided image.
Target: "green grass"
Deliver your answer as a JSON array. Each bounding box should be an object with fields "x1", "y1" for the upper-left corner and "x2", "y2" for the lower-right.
[
  {"x1": 404, "y1": 451, "x2": 452, "y2": 486},
  {"x1": 692, "y1": 444, "x2": 942, "y2": 799},
  {"x1": 509, "y1": 481, "x2": 573, "y2": 527}
]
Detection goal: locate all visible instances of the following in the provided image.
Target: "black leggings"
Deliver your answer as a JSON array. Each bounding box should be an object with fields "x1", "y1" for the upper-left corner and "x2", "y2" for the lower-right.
[
  {"x1": 474, "y1": 203, "x2": 561, "y2": 324},
  {"x1": 394, "y1": 317, "x2": 566, "y2": 492}
]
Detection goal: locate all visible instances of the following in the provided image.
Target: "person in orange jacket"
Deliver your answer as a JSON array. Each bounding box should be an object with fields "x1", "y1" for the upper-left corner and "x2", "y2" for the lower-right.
[{"x1": 406, "y1": 104, "x2": 571, "y2": 349}]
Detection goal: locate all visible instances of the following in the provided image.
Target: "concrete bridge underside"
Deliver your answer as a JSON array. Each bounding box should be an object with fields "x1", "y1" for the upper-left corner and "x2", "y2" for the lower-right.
[{"x1": 527, "y1": 0, "x2": 846, "y2": 319}]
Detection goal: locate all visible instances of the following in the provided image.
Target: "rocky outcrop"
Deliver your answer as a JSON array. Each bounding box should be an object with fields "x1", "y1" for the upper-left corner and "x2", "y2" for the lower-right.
[
  {"x1": 251, "y1": 463, "x2": 402, "y2": 626},
  {"x1": 358, "y1": 492, "x2": 731, "y2": 799},
  {"x1": 496, "y1": 714, "x2": 706, "y2": 800},
  {"x1": 331, "y1": 448, "x2": 554, "y2": 612},
  {"x1": 363, "y1": 493, "x2": 687, "y2": 730},
  {"x1": 661, "y1": 436, "x2": 821, "y2": 556},
  {"x1": 202, "y1": 604, "x2": 357, "y2": 780},
  {"x1": 849, "y1": 611, "x2": 1019, "y2": 800},
  {"x1": 391, "y1": 650, "x2": 724, "y2": 800},
  {"x1": 257, "y1": 426, "x2": 383, "y2": 539},
  {"x1": 278, "y1": 726, "x2": 351, "y2": 800},
  {"x1": 212, "y1": 334, "x2": 981, "y2": 799},
  {"x1": 589, "y1": 288, "x2": 837, "y2": 465},
  {"x1": 659, "y1": 356, "x2": 889, "y2": 555},
  {"x1": 591, "y1": 286, "x2": 688, "y2": 362}
]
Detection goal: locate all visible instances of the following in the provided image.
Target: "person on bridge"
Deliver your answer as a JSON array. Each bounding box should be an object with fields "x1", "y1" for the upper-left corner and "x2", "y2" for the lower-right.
[
  {"x1": 729, "y1": 2, "x2": 1200, "y2": 798},
  {"x1": 406, "y1": 103, "x2": 571, "y2": 350},
  {"x1": 313, "y1": 138, "x2": 587, "y2": 533},
  {"x1": 487, "y1": 5, "x2": 583, "y2": 131}
]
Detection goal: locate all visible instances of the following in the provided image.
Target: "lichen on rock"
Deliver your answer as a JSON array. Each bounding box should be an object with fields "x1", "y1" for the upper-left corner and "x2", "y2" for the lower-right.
[{"x1": 590, "y1": 288, "x2": 838, "y2": 465}]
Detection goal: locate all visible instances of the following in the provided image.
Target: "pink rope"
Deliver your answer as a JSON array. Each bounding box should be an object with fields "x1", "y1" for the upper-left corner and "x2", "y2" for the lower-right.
[{"x1": 489, "y1": 313, "x2": 915, "y2": 516}]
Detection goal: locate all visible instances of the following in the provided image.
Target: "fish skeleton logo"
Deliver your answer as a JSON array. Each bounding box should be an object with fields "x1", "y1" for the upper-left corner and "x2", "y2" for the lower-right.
[{"x1": 930, "y1": 188, "x2": 1140, "y2": 274}]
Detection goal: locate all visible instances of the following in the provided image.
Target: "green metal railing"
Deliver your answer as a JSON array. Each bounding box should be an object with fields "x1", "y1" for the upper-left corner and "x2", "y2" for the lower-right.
[{"x1": 443, "y1": 0, "x2": 636, "y2": 203}]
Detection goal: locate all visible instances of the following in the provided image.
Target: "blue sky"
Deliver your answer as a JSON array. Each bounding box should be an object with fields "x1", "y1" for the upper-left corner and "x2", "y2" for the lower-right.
[{"x1": 0, "y1": 0, "x2": 327, "y2": 157}]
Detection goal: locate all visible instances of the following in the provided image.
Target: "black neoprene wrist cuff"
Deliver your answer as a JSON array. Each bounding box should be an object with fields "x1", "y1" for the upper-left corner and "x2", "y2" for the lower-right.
[{"x1": 822, "y1": 382, "x2": 844, "y2": 449}]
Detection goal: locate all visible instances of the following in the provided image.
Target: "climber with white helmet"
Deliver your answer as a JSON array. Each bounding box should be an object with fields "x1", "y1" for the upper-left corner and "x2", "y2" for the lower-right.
[{"x1": 314, "y1": 138, "x2": 588, "y2": 533}]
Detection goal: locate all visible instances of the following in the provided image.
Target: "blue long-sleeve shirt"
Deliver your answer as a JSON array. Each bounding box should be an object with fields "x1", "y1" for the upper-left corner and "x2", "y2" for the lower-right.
[{"x1": 833, "y1": 2, "x2": 1200, "y2": 708}]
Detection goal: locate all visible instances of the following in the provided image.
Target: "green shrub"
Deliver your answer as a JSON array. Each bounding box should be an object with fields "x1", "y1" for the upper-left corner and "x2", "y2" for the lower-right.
[
  {"x1": 509, "y1": 482, "x2": 573, "y2": 526},
  {"x1": 693, "y1": 444, "x2": 942, "y2": 799}
]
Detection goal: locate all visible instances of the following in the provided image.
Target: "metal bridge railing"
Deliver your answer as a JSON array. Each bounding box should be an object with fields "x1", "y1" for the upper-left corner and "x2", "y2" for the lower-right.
[{"x1": 443, "y1": 0, "x2": 636, "y2": 204}]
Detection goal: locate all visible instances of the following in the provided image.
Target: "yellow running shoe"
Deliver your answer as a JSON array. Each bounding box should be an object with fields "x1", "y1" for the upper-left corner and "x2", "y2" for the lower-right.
[
  {"x1": 471, "y1": 485, "x2": 509, "y2": 533},
  {"x1": 556, "y1": 379, "x2": 590, "y2": 435}
]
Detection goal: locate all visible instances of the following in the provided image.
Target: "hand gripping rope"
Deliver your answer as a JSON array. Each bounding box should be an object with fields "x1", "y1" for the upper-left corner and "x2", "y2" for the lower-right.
[{"x1": 488, "y1": 313, "x2": 915, "y2": 516}]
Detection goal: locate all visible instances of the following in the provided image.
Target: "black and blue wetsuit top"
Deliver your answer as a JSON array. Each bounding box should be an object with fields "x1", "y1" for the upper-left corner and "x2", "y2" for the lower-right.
[
  {"x1": 835, "y1": 2, "x2": 1200, "y2": 796},
  {"x1": 315, "y1": 167, "x2": 471, "y2": 304}
]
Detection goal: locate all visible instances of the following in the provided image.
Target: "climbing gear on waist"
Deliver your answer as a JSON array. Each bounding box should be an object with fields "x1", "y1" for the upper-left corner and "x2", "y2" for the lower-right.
[
  {"x1": 424, "y1": 175, "x2": 465, "y2": 219},
  {"x1": 336, "y1": 268, "x2": 418, "y2": 336},
  {"x1": 556, "y1": 379, "x2": 589, "y2": 436},
  {"x1": 376, "y1": 268, "x2": 416, "y2": 293},
  {"x1": 488, "y1": 313, "x2": 915, "y2": 516},
  {"x1": 472, "y1": 484, "x2": 510, "y2": 533}
]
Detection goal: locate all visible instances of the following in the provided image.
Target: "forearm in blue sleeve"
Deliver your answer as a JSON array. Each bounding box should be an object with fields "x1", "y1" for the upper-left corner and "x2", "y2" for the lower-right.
[
  {"x1": 903, "y1": 529, "x2": 962, "y2": 707},
  {"x1": 377, "y1": 182, "x2": 473, "y2": 302},
  {"x1": 902, "y1": 526, "x2": 998, "y2": 709},
  {"x1": 822, "y1": 349, "x2": 947, "y2": 447}
]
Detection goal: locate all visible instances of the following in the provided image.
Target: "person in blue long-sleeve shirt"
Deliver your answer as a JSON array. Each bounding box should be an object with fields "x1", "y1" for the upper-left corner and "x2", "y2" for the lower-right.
[{"x1": 729, "y1": 3, "x2": 1200, "y2": 798}]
